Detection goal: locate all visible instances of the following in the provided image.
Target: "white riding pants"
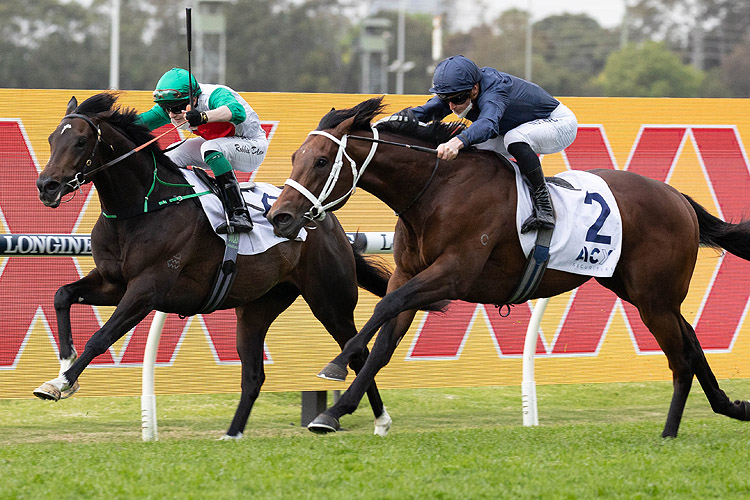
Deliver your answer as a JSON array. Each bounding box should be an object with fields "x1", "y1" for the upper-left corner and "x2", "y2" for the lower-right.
[
  {"x1": 166, "y1": 135, "x2": 268, "y2": 173},
  {"x1": 475, "y1": 103, "x2": 578, "y2": 159}
]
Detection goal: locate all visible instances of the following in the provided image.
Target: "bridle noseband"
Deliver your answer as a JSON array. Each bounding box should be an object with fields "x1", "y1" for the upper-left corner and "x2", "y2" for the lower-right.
[
  {"x1": 60, "y1": 113, "x2": 103, "y2": 192},
  {"x1": 283, "y1": 127, "x2": 380, "y2": 221}
]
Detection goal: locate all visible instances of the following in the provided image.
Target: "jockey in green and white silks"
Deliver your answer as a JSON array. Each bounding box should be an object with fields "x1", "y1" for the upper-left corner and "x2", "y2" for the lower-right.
[{"x1": 138, "y1": 68, "x2": 268, "y2": 233}]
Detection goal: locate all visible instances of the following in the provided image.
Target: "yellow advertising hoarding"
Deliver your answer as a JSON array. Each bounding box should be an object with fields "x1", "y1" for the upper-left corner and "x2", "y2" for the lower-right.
[{"x1": 1, "y1": 89, "x2": 750, "y2": 399}]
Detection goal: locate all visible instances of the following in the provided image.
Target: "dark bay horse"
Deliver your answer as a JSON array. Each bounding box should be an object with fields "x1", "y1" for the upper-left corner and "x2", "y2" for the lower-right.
[
  {"x1": 269, "y1": 96, "x2": 750, "y2": 438},
  {"x1": 34, "y1": 93, "x2": 393, "y2": 438}
]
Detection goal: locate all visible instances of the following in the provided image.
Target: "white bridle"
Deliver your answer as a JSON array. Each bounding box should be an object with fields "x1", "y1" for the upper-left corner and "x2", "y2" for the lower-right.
[{"x1": 283, "y1": 127, "x2": 379, "y2": 220}]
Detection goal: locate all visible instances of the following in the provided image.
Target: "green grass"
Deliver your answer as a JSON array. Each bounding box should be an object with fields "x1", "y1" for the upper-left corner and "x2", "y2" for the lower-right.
[{"x1": 2, "y1": 381, "x2": 750, "y2": 499}]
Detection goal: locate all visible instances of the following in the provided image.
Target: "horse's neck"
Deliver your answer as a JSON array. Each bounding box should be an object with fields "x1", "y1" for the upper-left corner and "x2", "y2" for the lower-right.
[
  {"x1": 94, "y1": 127, "x2": 181, "y2": 215},
  {"x1": 357, "y1": 141, "x2": 517, "y2": 224},
  {"x1": 352, "y1": 135, "x2": 436, "y2": 214}
]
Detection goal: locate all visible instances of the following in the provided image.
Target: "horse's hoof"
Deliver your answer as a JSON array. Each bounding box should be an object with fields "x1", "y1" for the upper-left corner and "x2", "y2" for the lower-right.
[
  {"x1": 218, "y1": 432, "x2": 242, "y2": 441},
  {"x1": 374, "y1": 408, "x2": 392, "y2": 436},
  {"x1": 59, "y1": 381, "x2": 80, "y2": 400},
  {"x1": 33, "y1": 383, "x2": 61, "y2": 401},
  {"x1": 316, "y1": 362, "x2": 348, "y2": 382},
  {"x1": 307, "y1": 413, "x2": 340, "y2": 434},
  {"x1": 735, "y1": 400, "x2": 750, "y2": 421}
]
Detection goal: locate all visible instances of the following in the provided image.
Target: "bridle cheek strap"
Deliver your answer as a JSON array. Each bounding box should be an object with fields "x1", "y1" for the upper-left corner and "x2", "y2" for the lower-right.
[{"x1": 283, "y1": 128, "x2": 379, "y2": 220}]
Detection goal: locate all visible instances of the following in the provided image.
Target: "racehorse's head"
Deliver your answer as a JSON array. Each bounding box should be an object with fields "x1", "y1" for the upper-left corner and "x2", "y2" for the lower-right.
[
  {"x1": 269, "y1": 97, "x2": 386, "y2": 239},
  {"x1": 37, "y1": 95, "x2": 116, "y2": 208}
]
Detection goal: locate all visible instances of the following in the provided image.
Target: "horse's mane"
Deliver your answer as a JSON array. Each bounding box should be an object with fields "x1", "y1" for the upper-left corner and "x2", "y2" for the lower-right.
[
  {"x1": 316, "y1": 97, "x2": 387, "y2": 132},
  {"x1": 316, "y1": 96, "x2": 465, "y2": 147},
  {"x1": 374, "y1": 109, "x2": 466, "y2": 147},
  {"x1": 74, "y1": 92, "x2": 181, "y2": 174}
]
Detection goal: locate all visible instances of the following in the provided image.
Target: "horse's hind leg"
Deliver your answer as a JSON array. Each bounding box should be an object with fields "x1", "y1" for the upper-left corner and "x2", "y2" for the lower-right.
[
  {"x1": 630, "y1": 302, "x2": 696, "y2": 438},
  {"x1": 223, "y1": 286, "x2": 299, "y2": 439},
  {"x1": 681, "y1": 317, "x2": 750, "y2": 422}
]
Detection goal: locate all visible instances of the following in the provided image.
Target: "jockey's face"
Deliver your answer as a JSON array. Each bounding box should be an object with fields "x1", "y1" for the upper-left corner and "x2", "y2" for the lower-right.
[{"x1": 447, "y1": 83, "x2": 479, "y2": 115}]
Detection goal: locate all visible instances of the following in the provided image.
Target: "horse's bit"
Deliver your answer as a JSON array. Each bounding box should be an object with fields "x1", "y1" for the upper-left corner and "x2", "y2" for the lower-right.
[
  {"x1": 283, "y1": 127, "x2": 379, "y2": 221},
  {"x1": 60, "y1": 113, "x2": 103, "y2": 192}
]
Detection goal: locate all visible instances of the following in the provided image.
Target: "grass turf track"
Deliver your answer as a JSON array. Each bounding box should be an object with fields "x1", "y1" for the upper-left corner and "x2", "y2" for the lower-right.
[{"x1": 2, "y1": 380, "x2": 750, "y2": 499}]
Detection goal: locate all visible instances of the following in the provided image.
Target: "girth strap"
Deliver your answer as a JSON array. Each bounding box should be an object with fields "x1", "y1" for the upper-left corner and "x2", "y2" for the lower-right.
[
  {"x1": 196, "y1": 232, "x2": 240, "y2": 315},
  {"x1": 504, "y1": 226, "x2": 553, "y2": 306}
]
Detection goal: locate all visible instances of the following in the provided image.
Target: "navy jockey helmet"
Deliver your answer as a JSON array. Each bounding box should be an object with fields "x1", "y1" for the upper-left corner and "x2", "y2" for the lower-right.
[{"x1": 429, "y1": 55, "x2": 481, "y2": 94}]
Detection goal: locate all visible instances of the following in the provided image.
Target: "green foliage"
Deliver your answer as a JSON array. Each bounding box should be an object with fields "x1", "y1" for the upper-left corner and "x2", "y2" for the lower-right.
[
  {"x1": 224, "y1": 0, "x2": 357, "y2": 92},
  {"x1": 0, "y1": 0, "x2": 108, "y2": 89},
  {"x1": 598, "y1": 41, "x2": 704, "y2": 97},
  {"x1": 1, "y1": 0, "x2": 746, "y2": 96},
  {"x1": 3, "y1": 381, "x2": 750, "y2": 498},
  {"x1": 368, "y1": 10, "x2": 435, "y2": 94}
]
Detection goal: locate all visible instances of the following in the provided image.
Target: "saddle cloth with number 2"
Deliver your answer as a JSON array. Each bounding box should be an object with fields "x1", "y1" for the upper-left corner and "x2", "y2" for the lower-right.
[{"x1": 514, "y1": 167, "x2": 623, "y2": 277}]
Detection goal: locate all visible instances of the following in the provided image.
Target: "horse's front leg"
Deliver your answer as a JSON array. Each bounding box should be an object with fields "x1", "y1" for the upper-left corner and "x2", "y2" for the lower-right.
[
  {"x1": 309, "y1": 259, "x2": 466, "y2": 433},
  {"x1": 33, "y1": 281, "x2": 153, "y2": 401},
  {"x1": 316, "y1": 266, "x2": 414, "y2": 382},
  {"x1": 50, "y1": 269, "x2": 126, "y2": 399},
  {"x1": 308, "y1": 308, "x2": 417, "y2": 434},
  {"x1": 318, "y1": 254, "x2": 466, "y2": 381}
]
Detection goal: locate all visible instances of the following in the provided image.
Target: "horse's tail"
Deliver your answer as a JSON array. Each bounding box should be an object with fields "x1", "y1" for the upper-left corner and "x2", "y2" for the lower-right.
[
  {"x1": 684, "y1": 193, "x2": 750, "y2": 260},
  {"x1": 353, "y1": 250, "x2": 391, "y2": 297}
]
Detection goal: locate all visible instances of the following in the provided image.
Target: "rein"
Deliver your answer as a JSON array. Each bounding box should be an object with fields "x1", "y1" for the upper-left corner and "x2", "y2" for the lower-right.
[
  {"x1": 347, "y1": 135, "x2": 440, "y2": 217},
  {"x1": 62, "y1": 113, "x2": 176, "y2": 192}
]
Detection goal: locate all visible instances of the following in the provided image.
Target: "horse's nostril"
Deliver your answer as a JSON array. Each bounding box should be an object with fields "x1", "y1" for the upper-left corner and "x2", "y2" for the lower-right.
[
  {"x1": 36, "y1": 177, "x2": 60, "y2": 197},
  {"x1": 45, "y1": 182, "x2": 60, "y2": 195},
  {"x1": 272, "y1": 212, "x2": 292, "y2": 227}
]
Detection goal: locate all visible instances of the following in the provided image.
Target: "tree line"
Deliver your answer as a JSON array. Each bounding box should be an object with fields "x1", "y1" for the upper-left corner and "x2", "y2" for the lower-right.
[{"x1": 1, "y1": 0, "x2": 748, "y2": 97}]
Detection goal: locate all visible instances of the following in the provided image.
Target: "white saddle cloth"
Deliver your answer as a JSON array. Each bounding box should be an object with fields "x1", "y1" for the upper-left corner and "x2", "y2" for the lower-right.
[
  {"x1": 515, "y1": 167, "x2": 622, "y2": 277},
  {"x1": 181, "y1": 168, "x2": 306, "y2": 255}
]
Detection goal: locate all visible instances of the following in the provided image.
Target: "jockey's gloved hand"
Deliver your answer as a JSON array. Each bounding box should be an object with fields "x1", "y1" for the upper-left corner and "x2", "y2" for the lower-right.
[
  {"x1": 186, "y1": 110, "x2": 208, "y2": 127},
  {"x1": 393, "y1": 108, "x2": 416, "y2": 122}
]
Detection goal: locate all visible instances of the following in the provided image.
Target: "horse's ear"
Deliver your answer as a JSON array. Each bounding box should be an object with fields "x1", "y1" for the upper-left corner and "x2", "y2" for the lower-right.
[
  {"x1": 66, "y1": 96, "x2": 77, "y2": 115},
  {"x1": 334, "y1": 115, "x2": 357, "y2": 135}
]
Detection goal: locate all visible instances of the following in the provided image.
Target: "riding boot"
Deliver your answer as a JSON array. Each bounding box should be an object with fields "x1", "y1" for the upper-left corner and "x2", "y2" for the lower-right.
[
  {"x1": 205, "y1": 151, "x2": 253, "y2": 234},
  {"x1": 507, "y1": 142, "x2": 555, "y2": 234}
]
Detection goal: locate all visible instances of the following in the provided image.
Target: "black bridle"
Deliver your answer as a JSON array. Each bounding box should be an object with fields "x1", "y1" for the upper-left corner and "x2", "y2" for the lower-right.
[
  {"x1": 60, "y1": 113, "x2": 174, "y2": 192},
  {"x1": 60, "y1": 113, "x2": 104, "y2": 191}
]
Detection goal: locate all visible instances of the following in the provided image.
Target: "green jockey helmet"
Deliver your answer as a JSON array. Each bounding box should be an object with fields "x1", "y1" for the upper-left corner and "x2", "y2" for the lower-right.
[{"x1": 152, "y1": 68, "x2": 201, "y2": 103}]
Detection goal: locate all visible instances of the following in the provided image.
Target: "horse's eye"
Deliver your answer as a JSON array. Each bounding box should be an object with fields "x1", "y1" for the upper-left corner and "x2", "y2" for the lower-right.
[
  {"x1": 314, "y1": 157, "x2": 328, "y2": 169},
  {"x1": 75, "y1": 136, "x2": 87, "y2": 149}
]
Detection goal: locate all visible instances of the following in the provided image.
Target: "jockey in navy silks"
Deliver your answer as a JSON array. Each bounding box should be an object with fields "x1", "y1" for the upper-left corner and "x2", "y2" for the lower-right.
[
  {"x1": 138, "y1": 68, "x2": 268, "y2": 233},
  {"x1": 411, "y1": 55, "x2": 578, "y2": 233}
]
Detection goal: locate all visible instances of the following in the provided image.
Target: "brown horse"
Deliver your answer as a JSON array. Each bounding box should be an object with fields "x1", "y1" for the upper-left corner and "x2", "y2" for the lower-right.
[
  {"x1": 34, "y1": 93, "x2": 393, "y2": 438},
  {"x1": 269, "y1": 96, "x2": 750, "y2": 438}
]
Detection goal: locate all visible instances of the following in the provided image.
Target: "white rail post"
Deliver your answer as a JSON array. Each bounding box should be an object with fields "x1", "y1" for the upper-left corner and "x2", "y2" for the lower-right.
[
  {"x1": 522, "y1": 297, "x2": 549, "y2": 427},
  {"x1": 141, "y1": 311, "x2": 167, "y2": 441}
]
